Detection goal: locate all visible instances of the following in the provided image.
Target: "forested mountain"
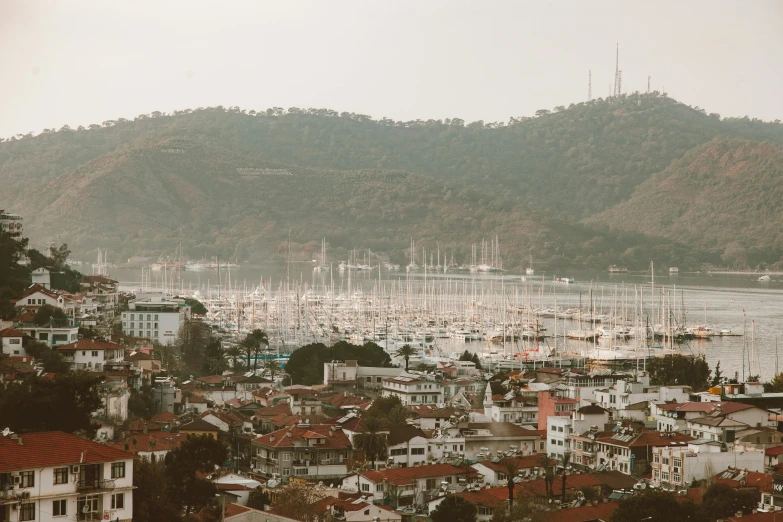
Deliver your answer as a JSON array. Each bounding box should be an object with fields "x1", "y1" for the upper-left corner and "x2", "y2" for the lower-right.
[
  {"x1": 589, "y1": 138, "x2": 783, "y2": 267},
  {"x1": 1, "y1": 93, "x2": 781, "y2": 269}
]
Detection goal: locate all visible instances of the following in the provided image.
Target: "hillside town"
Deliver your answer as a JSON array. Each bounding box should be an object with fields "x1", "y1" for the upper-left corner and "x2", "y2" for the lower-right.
[{"x1": 1, "y1": 215, "x2": 783, "y2": 522}]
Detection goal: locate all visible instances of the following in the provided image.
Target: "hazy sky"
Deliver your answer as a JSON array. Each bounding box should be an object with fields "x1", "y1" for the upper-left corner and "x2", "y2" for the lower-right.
[{"x1": 1, "y1": 0, "x2": 781, "y2": 137}]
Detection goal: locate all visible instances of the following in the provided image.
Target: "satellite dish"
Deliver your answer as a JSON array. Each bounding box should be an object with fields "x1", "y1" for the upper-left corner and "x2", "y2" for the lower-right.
[
  {"x1": 82, "y1": 504, "x2": 91, "y2": 514},
  {"x1": 2, "y1": 428, "x2": 9, "y2": 437}
]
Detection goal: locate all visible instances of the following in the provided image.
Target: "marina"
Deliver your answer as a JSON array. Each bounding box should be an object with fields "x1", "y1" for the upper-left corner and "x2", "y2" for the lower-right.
[{"x1": 113, "y1": 264, "x2": 783, "y2": 382}]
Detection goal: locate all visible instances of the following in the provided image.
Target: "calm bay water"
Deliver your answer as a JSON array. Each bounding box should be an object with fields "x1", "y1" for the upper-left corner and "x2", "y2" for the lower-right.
[{"x1": 106, "y1": 263, "x2": 783, "y2": 382}]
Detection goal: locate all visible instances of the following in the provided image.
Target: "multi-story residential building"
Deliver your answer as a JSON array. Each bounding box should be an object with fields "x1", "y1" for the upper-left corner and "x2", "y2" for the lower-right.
[
  {"x1": 570, "y1": 426, "x2": 693, "y2": 476},
  {"x1": 593, "y1": 379, "x2": 691, "y2": 412},
  {"x1": 14, "y1": 314, "x2": 79, "y2": 348},
  {"x1": 650, "y1": 440, "x2": 764, "y2": 487},
  {"x1": 0, "y1": 430, "x2": 134, "y2": 522},
  {"x1": 650, "y1": 402, "x2": 775, "y2": 432},
  {"x1": 340, "y1": 463, "x2": 481, "y2": 508},
  {"x1": 559, "y1": 370, "x2": 633, "y2": 402},
  {"x1": 0, "y1": 327, "x2": 27, "y2": 356},
  {"x1": 442, "y1": 378, "x2": 483, "y2": 405},
  {"x1": 251, "y1": 424, "x2": 353, "y2": 482},
  {"x1": 482, "y1": 384, "x2": 538, "y2": 426},
  {"x1": 387, "y1": 425, "x2": 428, "y2": 468},
  {"x1": 79, "y1": 276, "x2": 119, "y2": 318},
  {"x1": 412, "y1": 407, "x2": 458, "y2": 430},
  {"x1": 537, "y1": 388, "x2": 578, "y2": 430},
  {"x1": 546, "y1": 404, "x2": 610, "y2": 461},
  {"x1": 57, "y1": 339, "x2": 126, "y2": 372},
  {"x1": 121, "y1": 295, "x2": 189, "y2": 345},
  {"x1": 0, "y1": 210, "x2": 23, "y2": 237},
  {"x1": 323, "y1": 360, "x2": 358, "y2": 390},
  {"x1": 382, "y1": 376, "x2": 443, "y2": 405}
]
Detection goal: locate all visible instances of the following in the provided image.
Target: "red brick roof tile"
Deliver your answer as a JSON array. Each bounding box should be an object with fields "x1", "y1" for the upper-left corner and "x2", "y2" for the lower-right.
[{"x1": 0, "y1": 431, "x2": 133, "y2": 472}]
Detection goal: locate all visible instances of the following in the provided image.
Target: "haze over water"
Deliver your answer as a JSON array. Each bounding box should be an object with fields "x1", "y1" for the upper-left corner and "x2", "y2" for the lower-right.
[{"x1": 108, "y1": 264, "x2": 783, "y2": 383}]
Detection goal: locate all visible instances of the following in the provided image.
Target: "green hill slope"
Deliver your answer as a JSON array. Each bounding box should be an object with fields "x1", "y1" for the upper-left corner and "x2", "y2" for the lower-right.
[{"x1": 588, "y1": 138, "x2": 783, "y2": 267}]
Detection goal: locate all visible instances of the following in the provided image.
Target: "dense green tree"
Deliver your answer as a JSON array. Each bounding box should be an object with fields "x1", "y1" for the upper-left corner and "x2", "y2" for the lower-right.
[
  {"x1": 0, "y1": 374, "x2": 102, "y2": 436},
  {"x1": 268, "y1": 484, "x2": 322, "y2": 522},
  {"x1": 610, "y1": 490, "x2": 705, "y2": 522},
  {"x1": 23, "y1": 339, "x2": 70, "y2": 373},
  {"x1": 502, "y1": 459, "x2": 519, "y2": 510},
  {"x1": 353, "y1": 416, "x2": 388, "y2": 469},
  {"x1": 0, "y1": 231, "x2": 31, "y2": 320},
  {"x1": 202, "y1": 338, "x2": 228, "y2": 375},
  {"x1": 164, "y1": 435, "x2": 228, "y2": 513},
  {"x1": 132, "y1": 460, "x2": 182, "y2": 522},
  {"x1": 247, "y1": 489, "x2": 270, "y2": 511},
  {"x1": 32, "y1": 304, "x2": 67, "y2": 326},
  {"x1": 711, "y1": 361, "x2": 723, "y2": 386},
  {"x1": 431, "y1": 496, "x2": 477, "y2": 522},
  {"x1": 386, "y1": 405, "x2": 409, "y2": 427},
  {"x1": 365, "y1": 395, "x2": 404, "y2": 420},
  {"x1": 490, "y1": 498, "x2": 545, "y2": 522},
  {"x1": 286, "y1": 341, "x2": 391, "y2": 385},
  {"x1": 129, "y1": 384, "x2": 157, "y2": 419},
  {"x1": 458, "y1": 350, "x2": 482, "y2": 370},
  {"x1": 648, "y1": 354, "x2": 711, "y2": 391},
  {"x1": 183, "y1": 297, "x2": 208, "y2": 315},
  {"x1": 701, "y1": 483, "x2": 759, "y2": 520}
]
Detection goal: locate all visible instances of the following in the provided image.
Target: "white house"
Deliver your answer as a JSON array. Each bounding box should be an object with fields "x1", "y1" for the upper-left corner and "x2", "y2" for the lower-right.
[
  {"x1": 16, "y1": 322, "x2": 79, "y2": 348},
  {"x1": 547, "y1": 404, "x2": 610, "y2": 461},
  {"x1": 387, "y1": 425, "x2": 429, "y2": 468},
  {"x1": 652, "y1": 401, "x2": 768, "y2": 433},
  {"x1": 121, "y1": 295, "x2": 189, "y2": 345},
  {"x1": 0, "y1": 430, "x2": 135, "y2": 522},
  {"x1": 382, "y1": 376, "x2": 443, "y2": 405},
  {"x1": 31, "y1": 268, "x2": 51, "y2": 289},
  {"x1": 593, "y1": 379, "x2": 691, "y2": 412},
  {"x1": 15, "y1": 284, "x2": 62, "y2": 310},
  {"x1": 57, "y1": 339, "x2": 126, "y2": 372},
  {"x1": 650, "y1": 440, "x2": 764, "y2": 487},
  {"x1": 0, "y1": 327, "x2": 27, "y2": 356}
]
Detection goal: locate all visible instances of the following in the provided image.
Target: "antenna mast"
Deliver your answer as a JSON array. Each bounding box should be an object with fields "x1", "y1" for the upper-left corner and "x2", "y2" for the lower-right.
[
  {"x1": 647, "y1": 75, "x2": 651, "y2": 94},
  {"x1": 613, "y1": 43, "x2": 620, "y2": 97},
  {"x1": 618, "y1": 70, "x2": 623, "y2": 96},
  {"x1": 588, "y1": 70, "x2": 592, "y2": 101}
]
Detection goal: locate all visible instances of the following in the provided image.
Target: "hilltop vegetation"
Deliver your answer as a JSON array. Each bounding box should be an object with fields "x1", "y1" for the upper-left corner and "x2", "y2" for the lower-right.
[{"x1": 1, "y1": 93, "x2": 781, "y2": 269}]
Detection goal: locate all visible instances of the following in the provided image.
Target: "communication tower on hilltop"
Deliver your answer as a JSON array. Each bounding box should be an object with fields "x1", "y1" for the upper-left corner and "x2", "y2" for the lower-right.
[
  {"x1": 647, "y1": 75, "x2": 651, "y2": 93},
  {"x1": 588, "y1": 70, "x2": 592, "y2": 101},
  {"x1": 613, "y1": 43, "x2": 620, "y2": 97}
]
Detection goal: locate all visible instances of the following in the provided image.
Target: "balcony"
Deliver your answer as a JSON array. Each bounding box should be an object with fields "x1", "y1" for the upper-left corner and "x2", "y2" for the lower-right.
[{"x1": 76, "y1": 479, "x2": 115, "y2": 492}]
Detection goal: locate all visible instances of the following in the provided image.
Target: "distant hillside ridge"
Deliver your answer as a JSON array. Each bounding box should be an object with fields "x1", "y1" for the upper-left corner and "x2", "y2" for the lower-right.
[{"x1": 588, "y1": 138, "x2": 783, "y2": 267}]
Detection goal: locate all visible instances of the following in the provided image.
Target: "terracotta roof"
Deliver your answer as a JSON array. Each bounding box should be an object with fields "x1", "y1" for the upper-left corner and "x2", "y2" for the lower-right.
[
  {"x1": 321, "y1": 393, "x2": 373, "y2": 410},
  {"x1": 589, "y1": 470, "x2": 637, "y2": 491},
  {"x1": 126, "y1": 351, "x2": 154, "y2": 361},
  {"x1": 517, "y1": 474, "x2": 603, "y2": 498},
  {"x1": 455, "y1": 488, "x2": 508, "y2": 508},
  {"x1": 413, "y1": 406, "x2": 458, "y2": 419},
  {"x1": 151, "y1": 411, "x2": 178, "y2": 423},
  {"x1": 255, "y1": 404, "x2": 293, "y2": 418},
  {"x1": 127, "y1": 419, "x2": 162, "y2": 432},
  {"x1": 225, "y1": 503, "x2": 255, "y2": 519},
  {"x1": 388, "y1": 425, "x2": 427, "y2": 446},
  {"x1": 187, "y1": 395, "x2": 210, "y2": 404},
  {"x1": 543, "y1": 502, "x2": 618, "y2": 522},
  {"x1": 0, "y1": 327, "x2": 25, "y2": 337},
  {"x1": 109, "y1": 432, "x2": 187, "y2": 453},
  {"x1": 582, "y1": 430, "x2": 694, "y2": 448},
  {"x1": 0, "y1": 431, "x2": 133, "y2": 472},
  {"x1": 179, "y1": 418, "x2": 221, "y2": 432},
  {"x1": 361, "y1": 463, "x2": 480, "y2": 486},
  {"x1": 714, "y1": 468, "x2": 774, "y2": 491},
  {"x1": 18, "y1": 283, "x2": 60, "y2": 301},
  {"x1": 196, "y1": 375, "x2": 225, "y2": 385},
  {"x1": 577, "y1": 405, "x2": 608, "y2": 415},
  {"x1": 658, "y1": 401, "x2": 754, "y2": 414},
  {"x1": 253, "y1": 424, "x2": 351, "y2": 450},
  {"x1": 766, "y1": 446, "x2": 783, "y2": 456},
  {"x1": 58, "y1": 338, "x2": 125, "y2": 352}
]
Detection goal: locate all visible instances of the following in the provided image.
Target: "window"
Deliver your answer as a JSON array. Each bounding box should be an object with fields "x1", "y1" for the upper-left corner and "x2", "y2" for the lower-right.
[
  {"x1": 662, "y1": 458, "x2": 669, "y2": 466},
  {"x1": 653, "y1": 454, "x2": 659, "y2": 463},
  {"x1": 283, "y1": 453, "x2": 290, "y2": 461},
  {"x1": 155, "y1": 315, "x2": 159, "y2": 320},
  {"x1": 111, "y1": 462, "x2": 126, "y2": 479},
  {"x1": 390, "y1": 448, "x2": 407, "y2": 456},
  {"x1": 282, "y1": 469, "x2": 289, "y2": 476},
  {"x1": 411, "y1": 448, "x2": 425, "y2": 455},
  {"x1": 673, "y1": 473, "x2": 681, "y2": 483},
  {"x1": 673, "y1": 458, "x2": 681, "y2": 468},
  {"x1": 654, "y1": 470, "x2": 659, "y2": 479},
  {"x1": 53, "y1": 499, "x2": 67, "y2": 517},
  {"x1": 362, "y1": 483, "x2": 370, "y2": 492},
  {"x1": 39, "y1": 333, "x2": 49, "y2": 341},
  {"x1": 662, "y1": 472, "x2": 669, "y2": 482},
  {"x1": 130, "y1": 314, "x2": 134, "y2": 320},
  {"x1": 20, "y1": 503, "x2": 35, "y2": 521},
  {"x1": 54, "y1": 467, "x2": 69, "y2": 485},
  {"x1": 426, "y1": 478, "x2": 437, "y2": 490},
  {"x1": 111, "y1": 493, "x2": 124, "y2": 510},
  {"x1": 91, "y1": 351, "x2": 98, "y2": 357},
  {"x1": 77, "y1": 495, "x2": 99, "y2": 519},
  {"x1": 376, "y1": 484, "x2": 383, "y2": 492},
  {"x1": 20, "y1": 470, "x2": 35, "y2": 488}
]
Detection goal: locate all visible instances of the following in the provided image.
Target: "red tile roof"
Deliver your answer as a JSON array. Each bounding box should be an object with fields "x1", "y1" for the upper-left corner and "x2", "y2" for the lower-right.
[
  {"x1": 455, "y1": 488, "x2": 509, "y2": 508},
  {"x1": 714, "y1": 468, "x2": 774, "y2": 492},
  {"x1": 474, "y1": 455, "x2": 554, "y2": 474},
  {"x1": 543, "y1": 502, "x2": 618, "y2": 522},
  {"x1": 18, "y1": 283, "x2": 60, "y2": 301},
  {"x1": 0, "y1": 431, "x2": 133, "y2": 472},
  {"x1": 361, "y1": 463, "x2": 481, "y2": 486},
  {"x1": 150, "y1": 411, "x2": 178, "y2": 423},
  {"x1": 413, "y1": 406, "x2": 458, "y2": 419},
  {"x1": 580, "y1": 430, "x2": 694, "y2": 448},
  {"x1": 767, "y1": 446, "x2": 783, "y2": 456},
  {"x1": 253, "y1": 424, "x2": 351, "y2": 450},
  {"x1": 58, "y1": 338, "x2": 125, "y2": 352},
  {"x1": 0, "y1": 327, "x2": 25, "y2": 337},
  {"x1": 225, "y1": 503, "x2": 255, "y2": 518},
  {"x1": 179, "y1": 419, "x2": 221, "y2": 432},
  {"x1": 127, "y1": 419, "x2": 162, "y2": 432}
]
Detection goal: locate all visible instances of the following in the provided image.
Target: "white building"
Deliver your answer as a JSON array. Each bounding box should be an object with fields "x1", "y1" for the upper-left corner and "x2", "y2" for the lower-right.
[
  {"x1": 57, "y1": 339, "x2": 126, "y2": 372},
  {"x1": 31, "y1": 268, "x2": 51, "y2": 289},
  {"x1": 547, "y1": 404, "x2": 610, "y2": 461},
  {"x1": 482, "y1": 384, "x2": 539, "y2": 427},
  {"x1": 15, "y1": 284, "x2": 62, "y2": 310},
  {"x1": 593, "y1": 379, "x2": 691, "y2": 412},
  {"x1": 387, "y1": 425, "x2": 429, "y2": 468},
  {"x1": 382, "y1": 376, "x2": 443, "y2": 405},
  {"x1": 650, "y1": 440, "x2": 764, "y2": 487},
  {"x1": 121, "y1": 295, "x2": 189, "y2": 345},
  {"x1": 16, "y1": 322, "x2": 79, "y2": 348},
  {"x1": 652, "y1": 401, "x2": 769, "y2": 434},
  {"x1": 0, "y1": 430, "x2": 134, "y2": 522},
  {"x1": 0, "y1": 327, "x2": 27, "y2": 356}
]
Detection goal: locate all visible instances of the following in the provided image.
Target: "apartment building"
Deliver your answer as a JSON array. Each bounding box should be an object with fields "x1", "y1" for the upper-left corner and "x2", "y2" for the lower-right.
[
  {"x1": 57, "y1": 339, "x2": 126, "y2": 372},
  {"x1": 0, "y1": 431, "x2": 134, "y2": 522},
  {"x1": 382, "y1": 376, "x2": 443, "y2": 405},
  {"x1": 121, "y1": 295, "x2": 189, "y2": 345}
]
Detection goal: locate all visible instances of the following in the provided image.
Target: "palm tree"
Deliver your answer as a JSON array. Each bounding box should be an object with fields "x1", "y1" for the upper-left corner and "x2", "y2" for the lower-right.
[
  {"x1": 226, "y1": 345, "x2": 242, "y2": 370},
  {"x1": 560, "y1": 450, "x2": 572, "y2": 504},
  {"x1": 502, "y1": 459, "x2": 520, "y2": 511},
  {"x1": 250, "y1": 329, "x2": 269, "y2": 371},
  {"x1": 394, "y1": 344, "x2": 417, "y2": 372},
  {"x1": 386, "y1": 405, "x2": 409, "y2": 427},
  {"x1": 264, "y1": 359, "x2": 280, "y2": 380},
  {"x1": 540, "y1": 453, "x2": 554, "y2": 498},
  {"x1": 353, "y1": 417, "x2": 388, "y2": 470}
]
